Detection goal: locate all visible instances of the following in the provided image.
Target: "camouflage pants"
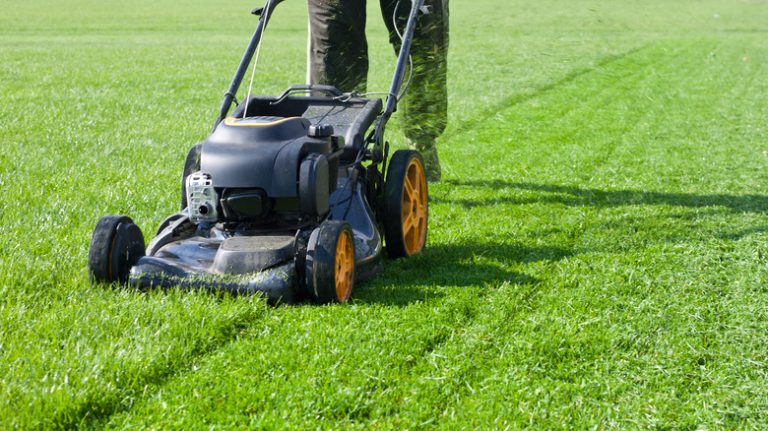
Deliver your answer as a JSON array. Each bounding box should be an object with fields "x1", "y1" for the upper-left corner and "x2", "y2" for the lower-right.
[{"x1": 307, "y1": 0, "x2": 449, "y2": 146}]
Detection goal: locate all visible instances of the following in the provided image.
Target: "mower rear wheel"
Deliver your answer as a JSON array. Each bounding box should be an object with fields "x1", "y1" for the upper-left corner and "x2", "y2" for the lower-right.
[
  {"x1": 306, "y1": 220, "x2": 355, "y2": 304},
  {"x1": 88, "y1": 215, "x2": 145, "y2": 284},
  {"x1": 384, "y1": 150, "x2": 428, "y2": 258}
]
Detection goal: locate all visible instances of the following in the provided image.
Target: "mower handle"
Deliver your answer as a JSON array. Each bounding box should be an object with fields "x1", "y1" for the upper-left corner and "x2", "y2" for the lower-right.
[
  {"x1": 214, "y1": 0, "x2": 279, "y2": 130},
  {"x1": 370, "y1": 0, "x2": 425, "y2": 154},
  {"x1": 270, "y1": 85, "x2": 344, "y2": 105}
]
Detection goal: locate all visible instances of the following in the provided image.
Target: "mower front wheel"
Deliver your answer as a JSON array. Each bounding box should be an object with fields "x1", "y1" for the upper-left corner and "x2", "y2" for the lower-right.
[
  {"x1": 305, "y1": 220, "x2": 356, "y2": 304},
  {"x1": 384, "y1": 150, "x2": 428, "y2": 258},
  {"x1": 88, "y1": 215, "x2": 145, "y2": 284}
]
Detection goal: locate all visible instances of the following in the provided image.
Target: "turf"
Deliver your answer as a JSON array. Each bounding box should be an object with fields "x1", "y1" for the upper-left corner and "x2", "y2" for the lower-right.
[{"x1": 1, "y1": 0, "x2": 767, "y2": 429}]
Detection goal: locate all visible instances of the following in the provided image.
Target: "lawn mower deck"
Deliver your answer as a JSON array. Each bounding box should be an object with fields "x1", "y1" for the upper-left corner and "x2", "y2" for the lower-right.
[{"x1": 87, "y1": 0, "x2": 429, "y2": 304}]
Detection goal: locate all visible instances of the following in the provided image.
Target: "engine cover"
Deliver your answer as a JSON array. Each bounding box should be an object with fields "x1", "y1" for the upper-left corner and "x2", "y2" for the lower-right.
[{"x1": 201, "y1": 116, "x2": 333, "y2": 197}]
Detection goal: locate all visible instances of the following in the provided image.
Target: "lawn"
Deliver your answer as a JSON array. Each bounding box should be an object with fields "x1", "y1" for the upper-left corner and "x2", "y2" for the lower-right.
[{"x1": 1, "y1": 0, "x2": 767, "y2": 429}]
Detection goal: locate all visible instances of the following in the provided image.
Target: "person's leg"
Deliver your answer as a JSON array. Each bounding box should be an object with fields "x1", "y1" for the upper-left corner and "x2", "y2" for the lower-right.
[
  {"x1": 307, "y1": 0, "x2": 369, "y2": 93},
  {"x1": 380, "y1": 0, "x2": 449, "y2": 182}
]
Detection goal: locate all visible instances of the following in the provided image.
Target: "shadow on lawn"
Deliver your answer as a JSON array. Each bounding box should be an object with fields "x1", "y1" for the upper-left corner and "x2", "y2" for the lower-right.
[
  {"x1": 358, "y1": 242, "x2": 572, "y2": 306},
  {"x1": 438, "y1": 179, "x2": 768, "y2": 213}
]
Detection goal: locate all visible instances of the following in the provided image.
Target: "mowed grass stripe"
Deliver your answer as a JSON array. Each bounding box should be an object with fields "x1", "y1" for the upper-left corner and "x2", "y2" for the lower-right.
[
  {"x1": 558, "y1": 39, "x2": 768, "y2": 426},
  {"x1": 427, "y1": 42, "x2": 692, "y2": 280},
  {"x1": 446, "y1": 44, "x2": 649, "y2": 140},
  {"x1": 0, "y1": 287, "x2": 269, "y2": 430},
  {"x1": 443, "y1": 41, "x2": 693, "y2": 184},
  {"x1": 101, "y1": 290, "x2": 495, "y2": 429}
]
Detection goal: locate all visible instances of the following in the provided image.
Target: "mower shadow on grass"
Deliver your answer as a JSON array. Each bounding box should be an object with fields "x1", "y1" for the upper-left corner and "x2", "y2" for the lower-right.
[
  {"x1": 439, "y1": 179, "x2": 768, "y2": 214},
  {"x1": 357, "y1": 242, "x2": 572, "y2": 306}
]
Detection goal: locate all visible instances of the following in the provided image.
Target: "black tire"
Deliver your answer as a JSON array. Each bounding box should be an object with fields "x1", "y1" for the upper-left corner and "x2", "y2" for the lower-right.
[
  {"x1": 384, "y1": 150, "x2": 428, "y2": 258},
  {"x1": 88, "y1": 215, "x2": 145, "y2": 284},
  {"x1": 180, "y1": 143, "x2": 202, "y2": 210},
  {"x1": 305, "y1": 220, "x2": 355, "y2": 304}
]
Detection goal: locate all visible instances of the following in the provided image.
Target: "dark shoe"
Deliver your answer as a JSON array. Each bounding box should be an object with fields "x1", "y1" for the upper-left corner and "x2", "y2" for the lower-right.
[
  {"x1": 408, "y1": 139, "x2": 442, "y2": 183},
  {"x1": 421, "y1": 147, "x2": 441, "y2": 183}
]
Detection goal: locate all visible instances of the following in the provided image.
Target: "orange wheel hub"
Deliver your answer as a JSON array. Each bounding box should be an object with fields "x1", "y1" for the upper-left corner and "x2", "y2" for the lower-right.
[
  {"x1": 401, "y1": 158, "x2": 427, "y2": 255},
  {"x1": 335, "y1": 230, "x2": 354, "y2": 302}
]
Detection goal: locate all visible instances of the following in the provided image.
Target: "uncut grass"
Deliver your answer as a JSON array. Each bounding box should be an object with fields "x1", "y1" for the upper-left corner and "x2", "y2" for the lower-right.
[{"x1": 2, "y1": 0, "x2": 768, "y2": 429}]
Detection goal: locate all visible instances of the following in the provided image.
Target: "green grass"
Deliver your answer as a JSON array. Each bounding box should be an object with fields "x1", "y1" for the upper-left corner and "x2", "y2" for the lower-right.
[{"x1": 2, "y1": 0, "x2": 768, "y2": 429}]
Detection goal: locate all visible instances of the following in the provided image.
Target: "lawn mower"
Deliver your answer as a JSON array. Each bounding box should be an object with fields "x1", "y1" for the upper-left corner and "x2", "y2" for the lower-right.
[{"x1": 87, "y1": 0, "x2": 429, "y2": 303}]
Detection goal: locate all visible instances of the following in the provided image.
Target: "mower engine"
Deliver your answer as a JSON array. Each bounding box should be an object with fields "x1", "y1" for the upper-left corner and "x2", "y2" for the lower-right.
[{"x1": 186, "y1": 115, "x2": 341, "y2": 226}]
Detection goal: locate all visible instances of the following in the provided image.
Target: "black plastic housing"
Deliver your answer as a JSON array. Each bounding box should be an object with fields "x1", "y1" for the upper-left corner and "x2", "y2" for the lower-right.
[
  {"x1": 299, "y1": 154, "x2": 329, "y2": 216},
  {"x1": 200, "y1": 115, "x2": 341, "y2": 222},
  {"x1": 230, "y1": 96, "x2": 382, "y2": 162}
]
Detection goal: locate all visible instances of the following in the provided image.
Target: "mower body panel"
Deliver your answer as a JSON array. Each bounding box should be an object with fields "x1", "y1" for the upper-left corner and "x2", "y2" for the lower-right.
[
  {"x1": 230, "y1": 96, "x2": 382, "y2": 162},
  {"x1": 129, "y1": 170, "x2": 382, "y2": 303}
]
